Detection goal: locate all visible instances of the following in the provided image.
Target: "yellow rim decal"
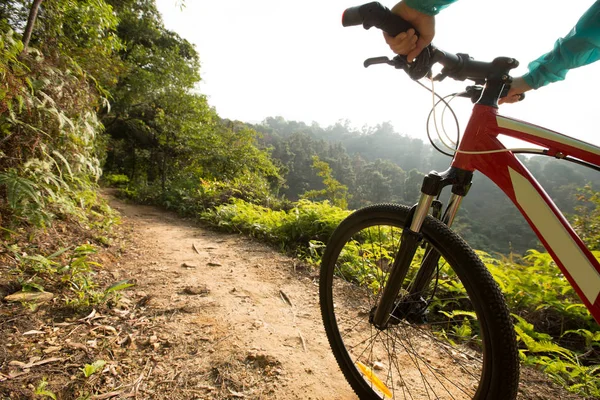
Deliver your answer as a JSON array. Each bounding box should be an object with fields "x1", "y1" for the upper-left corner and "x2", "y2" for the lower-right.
[{"x1": 356, "y1": 361, "x2": 393, "y2": 398}]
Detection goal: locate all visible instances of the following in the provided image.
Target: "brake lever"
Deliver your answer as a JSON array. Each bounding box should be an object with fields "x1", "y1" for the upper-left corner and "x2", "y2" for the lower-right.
[
  {"x1": 363, "y1": 56, "x2": 396, "y2": 68},
  {"x1": 363, "y1": 48, "x2": 433, "y2": 81}
]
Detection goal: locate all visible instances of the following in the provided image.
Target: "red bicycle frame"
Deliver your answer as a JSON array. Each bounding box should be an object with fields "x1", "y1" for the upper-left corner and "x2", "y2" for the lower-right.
[{"x1": 452, "y1": 104, "x2": 600, "y2": 324}]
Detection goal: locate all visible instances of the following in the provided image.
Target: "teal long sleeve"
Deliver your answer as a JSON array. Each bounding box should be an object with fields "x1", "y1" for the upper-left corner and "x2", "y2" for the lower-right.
[
  {"x1": 523, "y1": 1, "x2": 600, "y2": 89},
  {"x1": 403, "y1": 0, "x2": 458, "y2": 15},
  {"x1": 401, "y1": 1, "x2": 600, "y2": 89}
]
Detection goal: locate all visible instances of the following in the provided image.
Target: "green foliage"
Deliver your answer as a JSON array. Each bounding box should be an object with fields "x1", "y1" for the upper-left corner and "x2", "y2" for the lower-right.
[
  {"x1": 102, "y1": 173, "x2": 129, "y2": 187},
  {"x1": 34, "y1": 378, "x2": 57, "y2": 399},
  {"x1": 81, "y1": 360, "x2": 106, "y2": 378},
  {"x1": 30, "y1": 0, "x2": 123, "y2": 90},
  {"x1": 572, "y1": 185, "x2": 600, "y2": 251},
  {"x1": 481, "y1": 250, "x2": 594, "y2": 329},
  {"x1": 202, "y1": 198, "x2": 350, "y2": 254},
  {"x1": 102, "y1": 0, "x2": 204, "y2": 190},
  {"x1": 5, "y1": 242, "x2": 131, "y2": 308},
  {"x1": 0, "y1": 27, "x2": 111, "y2": 229},
  {"x1": 0, "y1": 168, "x2": 44, "y2": 219},
  {"x1": 100, "y1": 2, "x2": 282, "y2": 209},
  {"x1": 301, "y1": 156, "x2": 349, "y2": 209},
  {"x1": 254, "y1": 117, "x2": 598, "y2": 255},
  {"x1": 514, "y1": 315, "x2": 600, "y2": 397},
  {"x1": 104, "y1": 279, "x2": 135, "y2": 295}
]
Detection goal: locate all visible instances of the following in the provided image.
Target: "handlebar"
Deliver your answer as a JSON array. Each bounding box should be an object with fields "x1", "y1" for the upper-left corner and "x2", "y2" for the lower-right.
[
  {"x1": 342, "y1": 2, "x2": 417, "y2": 37},
  {"x1": 343, "y1": 2, "x2": 521, "y2": 103}
]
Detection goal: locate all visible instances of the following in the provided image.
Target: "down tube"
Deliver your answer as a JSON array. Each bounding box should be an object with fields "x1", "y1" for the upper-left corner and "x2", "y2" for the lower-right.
[{"x1": 470, "y1": 149, "x2": 600, "y2": 324}]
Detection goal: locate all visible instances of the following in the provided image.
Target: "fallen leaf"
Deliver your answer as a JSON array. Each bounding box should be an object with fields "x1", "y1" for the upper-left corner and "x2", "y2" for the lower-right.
[
  {"x1": 43, "y1": 346, "x2": 61, "y2": 354},
  {"x1": 90, "y1": 390, "x2": 124, "y2": 399},
  {"x1": 79, "y1": 309, "x2": 97, "y2": 321},
  {"x1": 8, "y1": 360, "x2": 26, "y2": 368},
  {"x1": 18, "y1": 358, "x2": 63, "y2": 369},
  {"x1": 23, "y1": 330, "x2": 45, "y2": 336},
  {"x1": 227, "y1": 388, "x2": 246, "y2": 398},
  {"x1": 4, "y1": 291, "x2": 54, "y2": 303},
  {"x1": 66, "y1": 342, "x2": 87, "y2": 351},
  {"x1": 92, "y1": 325, "x2": 118, "y2": 335}
]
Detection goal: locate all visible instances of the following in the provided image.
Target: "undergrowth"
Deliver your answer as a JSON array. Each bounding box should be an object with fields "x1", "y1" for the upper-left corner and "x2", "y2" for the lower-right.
[{"x1": 199, "y1": 196, "x2": 600, "y2": 397}]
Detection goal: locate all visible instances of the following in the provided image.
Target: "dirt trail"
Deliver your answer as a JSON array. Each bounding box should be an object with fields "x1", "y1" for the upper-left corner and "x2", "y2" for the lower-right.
[
  {"x1": 104, "y1": 195, "x2": 580, "y2": 400},
  {"x1": 108, "y1": 195, "x2": 356, "y2": 399}
]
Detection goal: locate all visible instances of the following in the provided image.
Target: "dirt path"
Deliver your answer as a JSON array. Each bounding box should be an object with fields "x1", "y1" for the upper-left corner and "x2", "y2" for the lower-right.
[
  {"x1": 102, "y1": 195, "x2": 581, "y2": 400},
  {"x1": 108, "y1": 196, "x2": 356, "y2": 399},
  {"x1": 0, "y1": 194, "x2": 583, "y2": 399}
]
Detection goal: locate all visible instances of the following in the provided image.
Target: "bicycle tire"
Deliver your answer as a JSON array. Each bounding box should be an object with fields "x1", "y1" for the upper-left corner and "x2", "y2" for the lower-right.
[{"x1": 319, "y1": 203, "x2": 519, "y2": 399}]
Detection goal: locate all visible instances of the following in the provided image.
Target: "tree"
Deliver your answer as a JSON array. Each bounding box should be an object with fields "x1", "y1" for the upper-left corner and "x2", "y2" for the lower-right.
[
  {"x1": 21, "y1": 0, "x2": 42, "y2": 51},
  {"x1": 302, "y1": 156, "x2": 349, "y2": 209},
  {"x1": 102, "y1": 0, "x2": 201, "y2": 186},
  {"x1": 404, "y1": 169, "x2": 425, "y2": 203},
  {"x1": 572, "y1": 185, "x2": 600, "y2": 251}
]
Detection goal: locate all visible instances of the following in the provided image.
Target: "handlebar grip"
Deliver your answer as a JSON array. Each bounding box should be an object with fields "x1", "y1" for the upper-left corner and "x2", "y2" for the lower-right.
[{"x1": 342, "y1": 2, "x2": 417, "y2": 37}]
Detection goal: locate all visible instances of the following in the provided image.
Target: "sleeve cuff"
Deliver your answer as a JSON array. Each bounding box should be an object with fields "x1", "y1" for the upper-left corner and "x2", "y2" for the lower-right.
[
  {"x1": 521, "y1": 73, "x2": 541, "y2": 90},
  {"x1": 404, "y1": 0, "x2": 446, "y2": 15}
]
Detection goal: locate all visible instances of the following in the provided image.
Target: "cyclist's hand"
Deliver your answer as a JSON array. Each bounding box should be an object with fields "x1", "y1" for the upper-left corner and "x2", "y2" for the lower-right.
[
  {"x1": 499, "y1": 77, "x2": 532, "y2": 104},
  {"x1": 383, "y1": 1, "x2": 435, "y2": 62}
]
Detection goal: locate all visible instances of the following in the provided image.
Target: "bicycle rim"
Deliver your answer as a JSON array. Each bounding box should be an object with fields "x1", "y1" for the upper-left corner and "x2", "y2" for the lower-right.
[{"x1": 319, "y1": 204, "x2": 518, "y2": 400}]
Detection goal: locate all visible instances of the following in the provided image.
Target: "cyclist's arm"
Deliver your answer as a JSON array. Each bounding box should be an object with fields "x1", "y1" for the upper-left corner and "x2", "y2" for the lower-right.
[
  {"x1": 402, "y1": 0, "x2": 459, "y2": 16},
  {"x1": 523, "y1": 1, "x2": 600, "y2": 89}
]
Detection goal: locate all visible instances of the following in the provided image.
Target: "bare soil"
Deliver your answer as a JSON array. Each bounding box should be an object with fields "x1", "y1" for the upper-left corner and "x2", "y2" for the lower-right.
[{"x1": 0, "y1": 193, "x2": 586, "y2": 399}]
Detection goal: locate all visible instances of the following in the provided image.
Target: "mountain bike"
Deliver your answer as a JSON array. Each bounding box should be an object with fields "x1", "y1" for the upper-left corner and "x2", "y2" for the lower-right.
[{"x1": 319, "y1": 3, "x2": 600, "y2": 399}]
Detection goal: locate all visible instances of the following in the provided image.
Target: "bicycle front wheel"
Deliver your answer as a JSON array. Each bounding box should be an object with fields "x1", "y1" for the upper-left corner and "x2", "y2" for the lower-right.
[{"x1": 319, "y1": 204, "x2": 519, "y2": 399}]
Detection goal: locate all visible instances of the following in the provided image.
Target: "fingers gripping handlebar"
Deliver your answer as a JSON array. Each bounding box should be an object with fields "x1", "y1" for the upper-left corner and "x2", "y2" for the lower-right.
[
  {"x1": 342, "y1": 2, "x2": 433, "y2": 80},
  {"x1": 343, "y1": 1, "x2": 522, "y2": 103}
]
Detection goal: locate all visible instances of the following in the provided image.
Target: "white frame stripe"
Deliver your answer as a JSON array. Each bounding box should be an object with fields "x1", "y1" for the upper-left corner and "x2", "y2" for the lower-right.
[
  {"x1": 497, "y1": 116, "x2": 600, "y2": 157},
  {"x1": 509, "y1": 167, "x2": 600, "y2": 303}
]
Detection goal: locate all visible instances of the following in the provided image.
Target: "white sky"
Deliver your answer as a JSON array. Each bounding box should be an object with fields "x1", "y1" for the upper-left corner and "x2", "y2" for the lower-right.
[{"x1": 155, "y1": 0, "x2": 599, "y2": 148}]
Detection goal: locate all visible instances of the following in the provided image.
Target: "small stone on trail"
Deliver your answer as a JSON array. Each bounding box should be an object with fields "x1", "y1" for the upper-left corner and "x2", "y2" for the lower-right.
[
  {"x1": 373, "y1": 361, "x2": 385, "y2": 370},
  {"x1": 181, "y1": 263, "x2": 197, "y2": 269},
  {"x1": 207, "y1": 262, "x2": 222, "y2": 267},
  {"x1": 180, "y1": 286, "x2": 210, "y2": 296}
]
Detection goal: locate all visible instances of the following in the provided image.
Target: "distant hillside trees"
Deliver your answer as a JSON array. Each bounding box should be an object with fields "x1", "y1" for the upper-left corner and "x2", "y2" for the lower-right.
[{"x1": 252, "y1": 116, "x2": 598, "y2": 255}]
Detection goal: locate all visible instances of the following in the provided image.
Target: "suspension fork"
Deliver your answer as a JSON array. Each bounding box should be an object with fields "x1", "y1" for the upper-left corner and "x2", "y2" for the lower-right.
[
  {"x1": 408, "y1": 193, "x2": 464, "y2": 295},
  {"x1": 371, "y1": 168, "x2": 472, "y2": 329}
]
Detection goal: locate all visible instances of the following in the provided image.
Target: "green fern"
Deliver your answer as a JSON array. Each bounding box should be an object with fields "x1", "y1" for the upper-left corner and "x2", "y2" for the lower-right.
[{"x1": 0, "y1": 169, "x2": 43, "y2": 209}]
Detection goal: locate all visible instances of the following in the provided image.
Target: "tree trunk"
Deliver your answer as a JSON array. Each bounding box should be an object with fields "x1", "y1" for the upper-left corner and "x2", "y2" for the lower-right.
[
  {"x1": 161, "y1": 151, "x2": 167, "y2": 200},
  {"x1": 22, "y1": 0, "x2": 44, "y2": 52},
  {"x1": 131, "y1": 144, "x2": 137, "y2": 182}
]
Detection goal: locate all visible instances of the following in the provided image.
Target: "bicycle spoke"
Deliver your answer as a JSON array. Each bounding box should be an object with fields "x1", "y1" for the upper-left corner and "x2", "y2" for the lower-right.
[
  {"x1": 387, "y1": 326, "x2": 472, "y2": 398},
  {"x1": 321, "y1": 206, "x2": 518, "y2": 399}
]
